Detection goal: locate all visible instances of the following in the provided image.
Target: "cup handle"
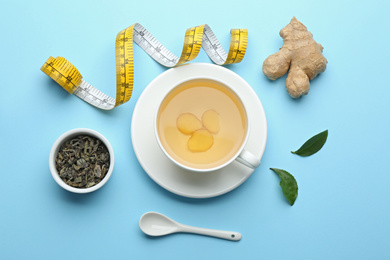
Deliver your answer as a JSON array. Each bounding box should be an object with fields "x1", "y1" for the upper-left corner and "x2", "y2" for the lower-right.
[{"x1": 235, "y1": 149, "x2": 261, "y2": 169}]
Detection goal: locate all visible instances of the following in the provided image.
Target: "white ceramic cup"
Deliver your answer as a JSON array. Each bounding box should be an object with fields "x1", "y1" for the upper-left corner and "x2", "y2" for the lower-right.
[
  {"x1": 154, "y1": 77, "x2": 261, "y2": 172},
  {"x1": 49, "y1": 128, "x2": 115, "y2": 193}
]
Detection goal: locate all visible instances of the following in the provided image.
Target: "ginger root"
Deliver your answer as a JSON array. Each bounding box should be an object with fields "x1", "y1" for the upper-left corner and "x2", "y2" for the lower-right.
[{"x1": 262, "y1": 17, "x2": 327, "y2": 98}]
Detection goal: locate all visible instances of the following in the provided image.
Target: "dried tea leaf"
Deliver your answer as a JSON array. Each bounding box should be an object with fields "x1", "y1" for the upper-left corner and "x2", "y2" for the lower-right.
[
  {"x1": 74, "y1": 177, "x2": 82, "y2": 183},
  {"x1": 94, "y1": 164, "x2": 102, "y2": 178},
  {"x1": 188, "y1": 129, "x2": 214, "y2": 152},
  {"x1": 292, "y1": 130, "x2": 328, "y2": 156},
  {"x1": 177, "y1": 113, "x2": 202, "y2": 135},
  {"x1": 86, "y1": 182, "x2": 95, "y2": 188},
  {"x1": 270, "y1": 168, "x2": 298, "y2": 206}
]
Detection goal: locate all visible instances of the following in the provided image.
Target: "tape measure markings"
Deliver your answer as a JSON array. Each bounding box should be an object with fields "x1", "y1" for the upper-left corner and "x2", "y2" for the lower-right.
[
  {"x1": 74, "y1": 81, "x2": 115, "y2": 109},
  {"x1": 202, "y1": 25, "x2": 227, "y2": 64},
  {"x1": 134, "y1": 25, "x2": 177, "y2": 67},
  {"x1": 41, "y1": 23, "x2": 248, "y2": 110}
]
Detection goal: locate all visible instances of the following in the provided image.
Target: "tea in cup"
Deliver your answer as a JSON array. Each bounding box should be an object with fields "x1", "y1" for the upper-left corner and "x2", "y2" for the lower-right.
[{"x1": 155, "y1": 77, "x2": 260, "y2": 172}]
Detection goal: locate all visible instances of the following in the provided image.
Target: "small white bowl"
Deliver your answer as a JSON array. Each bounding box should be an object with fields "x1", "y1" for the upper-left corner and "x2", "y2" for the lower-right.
[{"x1": 49, "y1": 128, "x2": 115, "y2": 193}]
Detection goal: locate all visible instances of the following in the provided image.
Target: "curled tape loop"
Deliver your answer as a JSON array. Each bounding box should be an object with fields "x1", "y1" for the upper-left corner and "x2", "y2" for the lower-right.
[{"x1": 41, "y1": 23, "x2": 248, "y2": 110}]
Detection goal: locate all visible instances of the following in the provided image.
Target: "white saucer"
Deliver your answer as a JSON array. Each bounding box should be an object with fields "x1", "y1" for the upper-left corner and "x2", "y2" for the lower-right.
[{"x1": 131, "y1": 63, "x2": 267, "y2": 198}]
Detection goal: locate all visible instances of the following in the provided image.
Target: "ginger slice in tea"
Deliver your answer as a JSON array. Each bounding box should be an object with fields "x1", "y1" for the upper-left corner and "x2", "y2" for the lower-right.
[
  {"x1": 177, "y1": 113, "x2": 202, "y2": 135},
  {"x1": 188, "y1": 129, "x2": 214, "y2": 152},
  {"x1": 202, "y1": 110, "x2": 220, "y2": 133}
]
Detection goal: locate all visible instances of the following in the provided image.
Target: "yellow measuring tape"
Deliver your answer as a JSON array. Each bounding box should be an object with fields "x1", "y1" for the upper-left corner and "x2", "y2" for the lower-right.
[{"x1": 41, "y1": 23, "x2": 248, "y2": 110}]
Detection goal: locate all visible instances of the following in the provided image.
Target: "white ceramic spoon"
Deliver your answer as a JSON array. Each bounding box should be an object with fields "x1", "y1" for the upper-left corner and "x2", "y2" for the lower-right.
[{"x1": 139, "y1": 212, "x2": 241, "y2": 241}]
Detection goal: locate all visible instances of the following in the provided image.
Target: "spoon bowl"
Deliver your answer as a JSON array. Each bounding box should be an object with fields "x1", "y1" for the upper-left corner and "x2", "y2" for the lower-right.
[
  {"x1": 139, "y1": 212, "x2": 241, "y2": 241},
  {"x1": 139, "y1": 212, "x2": 179, "y2": 236}
]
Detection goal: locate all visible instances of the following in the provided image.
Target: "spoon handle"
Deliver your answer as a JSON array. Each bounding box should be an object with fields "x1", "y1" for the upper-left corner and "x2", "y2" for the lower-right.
[{"x1": 179, "y1": 224, "x2": 241, "y2": 241}]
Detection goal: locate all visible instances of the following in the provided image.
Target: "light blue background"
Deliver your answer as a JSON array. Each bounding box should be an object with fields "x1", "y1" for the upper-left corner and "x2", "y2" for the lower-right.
[{"x1": 1, "y1": 0, "x2": 389, "y2": 259}]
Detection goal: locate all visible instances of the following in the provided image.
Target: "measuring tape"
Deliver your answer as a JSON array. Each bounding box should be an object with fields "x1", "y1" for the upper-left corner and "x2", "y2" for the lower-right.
[{"x1": 41, "y1": 23, "x2": 248, "y2": 110}]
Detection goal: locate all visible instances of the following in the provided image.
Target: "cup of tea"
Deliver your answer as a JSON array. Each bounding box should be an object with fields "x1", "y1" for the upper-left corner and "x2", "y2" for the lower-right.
[{"x1": 154, "y1": 77, "x2": 260, "y2": 172}]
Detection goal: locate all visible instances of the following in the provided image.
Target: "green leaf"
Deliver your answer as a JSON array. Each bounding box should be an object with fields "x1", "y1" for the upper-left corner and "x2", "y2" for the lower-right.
[
  {"x1": 270, "y1": 168, "x2": 298, "y2": 206},
  {"x1": 291, "y1": 130, "x2": 328, "y2": 156}
]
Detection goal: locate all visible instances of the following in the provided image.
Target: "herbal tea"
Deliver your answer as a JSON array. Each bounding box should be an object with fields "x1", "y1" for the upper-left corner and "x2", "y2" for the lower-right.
[
  {"x1": 55, "y1": 135, "x2": 110, "y2": 188},
  {"x1": 157, "y1": 79, "x2": 248, "y2": 169}
]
